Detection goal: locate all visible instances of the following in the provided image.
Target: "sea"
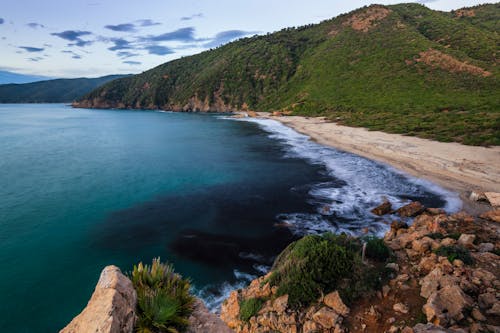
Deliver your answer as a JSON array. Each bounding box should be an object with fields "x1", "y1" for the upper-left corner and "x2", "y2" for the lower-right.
[{"x1": 0, "y1": 104, "x2": 461, "y2": 332}]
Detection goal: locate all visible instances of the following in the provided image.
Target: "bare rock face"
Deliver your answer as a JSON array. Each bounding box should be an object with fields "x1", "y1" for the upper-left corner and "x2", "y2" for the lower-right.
[
  {"x1": 187, "y1": 299, "x2": 233, "y2": 333},
  {"x1": 60, "y1": 265, "x2": 137, "y2": 333},
  {"x1": 485, "y1": 193, "x2": 500, "y2": 207},
  {"x1": 481, "y1": 209, "x2": 500, "y2": 223}
]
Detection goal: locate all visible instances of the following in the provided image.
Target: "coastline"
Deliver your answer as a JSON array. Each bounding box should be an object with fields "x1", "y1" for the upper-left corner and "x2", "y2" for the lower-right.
[{"x1": 254, "y1": 112, "x2": 500, "y2": 212}]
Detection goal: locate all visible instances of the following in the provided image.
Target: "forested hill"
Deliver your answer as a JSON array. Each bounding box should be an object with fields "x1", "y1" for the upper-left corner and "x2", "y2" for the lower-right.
[
  {"x1": 0, "y1": 75, "x2": 129, "y2": 103},
  {"x1": 74, "y1": 3, "x2": 499, "y2": 145}
]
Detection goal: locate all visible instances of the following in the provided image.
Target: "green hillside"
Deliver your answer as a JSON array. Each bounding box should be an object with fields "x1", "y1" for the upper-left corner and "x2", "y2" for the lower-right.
[
  {"x1": 74, "y1": 3, "x2": 499, "y2": 145},
  {"x1": 0, "y1": 75, "x2": 129, "y2": 103}
]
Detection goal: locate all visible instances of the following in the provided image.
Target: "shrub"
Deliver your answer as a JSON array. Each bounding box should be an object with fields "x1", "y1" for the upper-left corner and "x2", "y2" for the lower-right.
[
  {"x1": 363, "y1": 236, "x2": 391, "y2": 261},
  {"x1": 239, "y1": 298, "x2": 264, "y2": 322},
  {"x1": 269, "y1": 234, "x2": 355, "y2": 309},
  {"x1": 434, "y1": 245, "x2": 473, "y2": 265},
  {"x1": 131, "y1": 258, "x2": 194, "y2": 333}
]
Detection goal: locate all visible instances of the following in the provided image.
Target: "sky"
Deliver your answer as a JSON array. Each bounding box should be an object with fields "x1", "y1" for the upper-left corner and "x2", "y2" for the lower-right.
[{"x1": 0, "y1": 0, "x2": 491, "y2": 78}]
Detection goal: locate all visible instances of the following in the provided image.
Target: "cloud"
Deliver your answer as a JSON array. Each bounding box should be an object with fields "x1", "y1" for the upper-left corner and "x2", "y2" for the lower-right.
[
  {"x1": 27, "y1": 22, "x2": 45, "y2": 29},
  {"x1": 51, "y1": 30, "x2": 92, "y2": 41},
  {"x1": 108, "y1": 38, "x2": 133, "y2": 51},
  {"x1": 181, "y1": 13, "x2": 203, "y2": 21},
  {"x1": 414, "y1": 0, "x2": 438, "y2": 3},
  {"x1": 204, "y1": 30, "x2": 256, "y2": 48},
  {"x1": 145, "y1": 27, "x2": 196, "y2": 42},
  {"x1": 105, "y1": 23, "x2": 136, "y2": 32},
  {"x1": 61, "y1": 50, "x2": 82, "y2": 59},
  {"x1": 123, "y1": 60, "x2": 141, "y2": 65},
  {"x1": 117, "y1": 51, "x2": 139, "y2": 58},
  {"x1": 0, "y1": 18, "x2": 5, "y2": 25},
  {"x1": 137, "y1": 19, "x2": 161, "y2": 27},
  {"x1": 144, "y1": 45, "x2": 174, "y2": 55},
  {"x1": 28, "y1": 57, "x2": 44, "y2": 62},
  {"x1": 69, "y1": 40, "x2": 93, "y2": 47},
  {"x1": 19, "y1": 46, "x2": 44, "y2": 52}
]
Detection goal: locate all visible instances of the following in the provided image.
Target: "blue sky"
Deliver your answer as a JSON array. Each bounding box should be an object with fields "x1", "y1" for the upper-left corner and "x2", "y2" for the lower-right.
[{"x1": 0, "y1": 0, "x2": 491, "y2": 78}]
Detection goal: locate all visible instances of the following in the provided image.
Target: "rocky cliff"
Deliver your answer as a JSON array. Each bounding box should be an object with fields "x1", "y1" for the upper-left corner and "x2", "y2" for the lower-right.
[{"x1": 220, "y1": 205, "x2": 500, "y2": 333}]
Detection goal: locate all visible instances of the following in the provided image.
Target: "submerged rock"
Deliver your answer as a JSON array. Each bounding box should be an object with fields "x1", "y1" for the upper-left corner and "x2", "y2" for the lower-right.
[
  {"x1": 371, "y1": 200, "x2": 392, "y2": 216},
  {"x1": 397, "y1": 201, "x2": 425, "y2": 217},
  {"x1": 60, "y1": 265, "x2": 137, "y2": 333}
]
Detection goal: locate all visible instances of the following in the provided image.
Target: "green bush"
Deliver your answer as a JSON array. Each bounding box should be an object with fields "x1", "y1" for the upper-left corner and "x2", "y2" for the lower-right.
[
  {"x1": 130, "y1": 258, "x2": 195, "y2": 333},
  {"x1": 239, "y1": 298, "x2": 264, "y2": 322},
  {"x1": 434, "y1": 245, "x2": 473, "y2": 265},
  {"x1": 269, "y1": 234, "x2": 355, "y2": 309},
  {"x1": 363, "y1": 236, "x2": 391, "y2": 261}
]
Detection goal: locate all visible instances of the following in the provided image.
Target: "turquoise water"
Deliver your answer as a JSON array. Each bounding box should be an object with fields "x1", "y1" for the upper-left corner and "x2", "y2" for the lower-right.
[{"x1": 0, "y1": 104, "x2": 459, "y2": 332}]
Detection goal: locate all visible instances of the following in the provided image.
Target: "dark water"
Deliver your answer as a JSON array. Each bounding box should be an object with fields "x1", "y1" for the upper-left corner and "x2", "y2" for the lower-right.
[{"x1": 0, "y1": 104, "x2": 460, "y2": 332}]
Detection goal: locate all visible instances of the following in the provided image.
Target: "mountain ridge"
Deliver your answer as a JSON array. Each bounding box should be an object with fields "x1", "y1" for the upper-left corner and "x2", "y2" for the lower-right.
[
  {"x1": 74, "y1": 3, "x2": 499, "y2": 145},
  {"x1": 0, "y1": 74, "x2": 130, "y2": 103}
]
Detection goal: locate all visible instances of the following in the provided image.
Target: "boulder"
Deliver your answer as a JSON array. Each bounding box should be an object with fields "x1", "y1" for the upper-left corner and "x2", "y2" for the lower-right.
[
  {"x1": 485, "y1": 192, "x2": 500, "y2": 207},
  {"x1": 478, "y1": 243, "x2": 494, "y2": 253},
  {"x1": 323, "y1": 291, "x2": 350, "y2": 316},
  {"x1": 480, "y1": 209, "x2": 500, "y2": 223},
  {"x1": 312, "y1": 307, "x2": 340, "y2": 329},
  {"x1": 60, "y1": 265, "x2": 137, "y2": 333},
  {"x1": 303, "y1": 320, "x2": 322, "y2": 333},
  {"x1": 469, "y1": 191, "x2": 487, "y2": 202},
  {"x1": 371, "y1": 201, "x2": 392, "y2": 216},
  {"x1": 457, "y1": 234, "x2": 476, "y2": 248},
  {"x1": 393, "y1": 303, "x2": 409, "y2": 314},
  {"x1": 423, "y1": 285, "x2": 473, "y2": 325},
  {"x1": 397, "y1": 202, "x2": 425, "y2": 217}
]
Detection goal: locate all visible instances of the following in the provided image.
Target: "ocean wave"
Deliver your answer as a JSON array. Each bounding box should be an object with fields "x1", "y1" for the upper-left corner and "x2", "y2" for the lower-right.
[{"x1": 229, "y1": 116, "x2": 461, "y2": 236}]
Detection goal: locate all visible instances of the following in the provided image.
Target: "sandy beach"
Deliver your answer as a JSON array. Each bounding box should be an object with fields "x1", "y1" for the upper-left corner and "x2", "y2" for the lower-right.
[{"x1": 256, "y1": 113, "x2": 500, "y2": 208}]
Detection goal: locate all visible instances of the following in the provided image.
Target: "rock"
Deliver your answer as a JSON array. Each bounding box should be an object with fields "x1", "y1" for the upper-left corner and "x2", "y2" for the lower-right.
[
  {"x1": 371, "y1": 201, "x2": 392, "y2": 215},
  {"x1": 420, "y1": 267, "x2": 457, "y2": 298},
  {"x1": 412, "y1": 323, "x2": 456, "y2": 332},
  {"x1": 393, "y1": 302, "x2": 409, "y2": 314},
  {"x1": 391, "y1": 220, "x2": 409, "y2": 230},
  {"x1": 423, "y1": 285, "x2": 473, "y2": 325},
  {"x1": 388, "y1": 326, "x2": 399, "y2": 333},
  {"x1": 469, "y1": 191, "x2": 487, "y2": 202},
  {"x1": 457, "y1": 234, "x2": 476, "y2": 248},
  {"x1": 312, "y1": 307, "x2": 340, "y2": 329},
  {"x1": 487, "y1": 302, "x2": 500, "y2": 316},
  {"x1": 426, "y1": 208, "x2": 446, "y2": 216},
  {"x1": 397, "y1": 201, "x2": 425, "y2": 217},
  {"x1": 220, "y1": 290, "x2": 241, "y2": 329},
  {"x1": 418, "y1": 254, "x2": 438, "y2": 274},
  {"x1": 303, "y1": 320, "x2": 322, "y2": 333},
  {"x1": 481, "y1": 209, "x2": 500, "y2": 223},
  {"x1": 382, "y1": 285, "x2": 391, "y2": 298},
  {"x1": 272, "y1": 294, "x2": 288, "y2": 314},
  {"x1": 60, "y1": 265, "x2": 137, "y2": 333},
  {"x1": 412, "y1": 237, "x2": 434, "y2": 253},
  {"x1": 440, "y1": 238, "x2": 456, "y2": 247},
  {"x1": 452, "y1": 259, "x2": 464, "y2": 268},
  {"x1": 471, "y1": 307, "x2": 486, "y2": 321},
  {"x1": 478, "y1": 243, "x2": 495, "y2": 252},
  {"x1": 486, "y1": 325, "x2": 500, "y2": 333},
  {"x1": 323, "y1": 291, "x2": 350, "y2": 316},
  {"x1": 402, "y1": 327, "x2": 414, "y2": 333},
  {"x1": 187, "y1": 299, "x2": 233, "y2": 333},
  {"x1": 386, "y1": 263, "x2": 400, "y2": 271},
  {"x1": 485, "y1": 192, "x2": 500, "y2": 207}
]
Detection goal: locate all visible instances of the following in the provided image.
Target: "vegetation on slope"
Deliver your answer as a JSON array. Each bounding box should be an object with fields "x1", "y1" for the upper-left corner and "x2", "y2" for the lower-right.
[
  {"x1": 0, "y1": 74, "x2": 128, "y2": 103},
  {"x1": 267, "y1": 233, "x2": 391, "y2": 309},
  {"x1": 76, "y1": 3, "x2": 499, "y2": 145}
]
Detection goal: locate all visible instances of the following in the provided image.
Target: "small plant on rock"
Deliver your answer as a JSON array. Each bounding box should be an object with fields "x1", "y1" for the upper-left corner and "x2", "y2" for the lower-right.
[
  {"x1": 131, "y1": 258, "x2": 194, "y2": 333},
  {"x1": 434, "y1": 245, "x2": 473, "y2": 265},
  {"x1": 239, "y1": 298, "x2": 264, "y2": 322}
]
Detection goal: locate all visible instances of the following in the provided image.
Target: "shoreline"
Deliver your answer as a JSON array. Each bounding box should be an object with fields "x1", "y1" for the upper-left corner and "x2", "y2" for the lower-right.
[{"x1": 254, "y1": 112, "x2": 499, "y2": 213}]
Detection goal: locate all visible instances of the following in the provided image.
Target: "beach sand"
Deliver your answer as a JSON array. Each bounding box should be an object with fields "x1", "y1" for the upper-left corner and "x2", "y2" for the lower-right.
[{"x1": 256, "y1": 113, "x2": 500, "y2": 212}]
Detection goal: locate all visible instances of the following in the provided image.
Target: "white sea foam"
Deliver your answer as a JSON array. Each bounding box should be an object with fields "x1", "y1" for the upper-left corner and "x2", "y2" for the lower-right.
[{"x1": 229, "y1": 116, "x2": 461, "y2": 236}]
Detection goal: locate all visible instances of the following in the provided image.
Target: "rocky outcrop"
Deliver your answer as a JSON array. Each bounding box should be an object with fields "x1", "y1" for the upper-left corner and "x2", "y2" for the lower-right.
[
  {"x1": 221, "y1": 205, "x2": 500, "y2": 332},
  {"x1": 60, "y1": 265, "x2": 137, "y2": 333},
  {"x1": 221, "y1": 274, "x2": 349, "y2": 333}
]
